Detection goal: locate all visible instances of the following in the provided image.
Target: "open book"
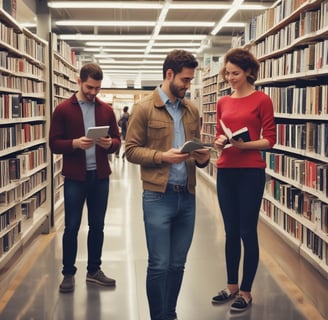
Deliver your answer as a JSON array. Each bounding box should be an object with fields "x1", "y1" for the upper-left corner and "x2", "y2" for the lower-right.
[
  {"x1": 219, "y1": 119, "x2": 250, "y2": 148},
  {"x1": 179, "y1": 140, "x2": 212, "y2": 153}
]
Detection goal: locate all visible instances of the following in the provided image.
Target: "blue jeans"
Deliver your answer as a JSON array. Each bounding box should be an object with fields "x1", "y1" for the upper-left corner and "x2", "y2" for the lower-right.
[
  {"x1": 217, "y1": 168, "x2": 265, "y2": 292},
  {"x1": 143, "y1": 187, "x2": 195, "y2": 320},
  {"x1": 62, "y1": 170, "x2": 109, "y2": 275}
]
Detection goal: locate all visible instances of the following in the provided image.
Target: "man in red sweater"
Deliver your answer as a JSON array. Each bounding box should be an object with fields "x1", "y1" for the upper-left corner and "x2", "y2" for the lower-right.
[{"x1": 49, "y1": 63, "x2": 121, "y2": 293}]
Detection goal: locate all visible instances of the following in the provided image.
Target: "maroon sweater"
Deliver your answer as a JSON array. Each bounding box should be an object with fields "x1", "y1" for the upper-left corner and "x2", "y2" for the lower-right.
[{"x1": 49, "y1": 94, "x2": 121, "y2": 181}]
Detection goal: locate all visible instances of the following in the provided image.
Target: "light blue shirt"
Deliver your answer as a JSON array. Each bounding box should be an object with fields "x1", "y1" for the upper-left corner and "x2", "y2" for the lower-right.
[
  {"x1": 158, "y1": 87, "x2": 187, "y2": 185},
  {"x1": 79, "y1": 100, "x2": 97, "y2": 171}
]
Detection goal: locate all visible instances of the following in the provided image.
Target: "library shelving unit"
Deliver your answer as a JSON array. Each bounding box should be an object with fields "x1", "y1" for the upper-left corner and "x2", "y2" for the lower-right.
[
  {"x1": 49, "y1": 33, "x2": 78, "y2": 226},
  {"x1": 0, "y1": 8, "x2": 51, "y2": 270},
  {"x1": 200, "y1": 73, "x2": 219, "y2": 181},
  {"x1": 252, "y1": 0, "x2": 328, "y2": 278}
]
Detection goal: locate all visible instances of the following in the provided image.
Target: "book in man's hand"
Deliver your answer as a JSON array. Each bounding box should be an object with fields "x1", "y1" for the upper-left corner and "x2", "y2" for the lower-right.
[
  {"x1": 219, "y1": 119, "x2": 250, "y2": 148},
  {"x1": 86, "y1": 126, "x2": 110, "y2": 139},
  {"x1": 179, "y1": 140, "x2": 212, "y2": 153}
]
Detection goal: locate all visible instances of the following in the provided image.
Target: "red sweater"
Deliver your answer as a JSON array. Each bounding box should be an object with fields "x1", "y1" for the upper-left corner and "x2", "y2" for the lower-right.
[
  {"x1": 49, "y1": 94, "x2": 121, "y2": 181},
  {"x1": 216, "y1": 91, "x2": 276, "y2": 169}
]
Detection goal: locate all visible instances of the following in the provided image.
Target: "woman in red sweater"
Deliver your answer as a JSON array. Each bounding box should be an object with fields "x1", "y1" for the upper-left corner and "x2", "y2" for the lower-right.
[{"x1": 212, "y1": 48, "x2": 276, "y2": 311}]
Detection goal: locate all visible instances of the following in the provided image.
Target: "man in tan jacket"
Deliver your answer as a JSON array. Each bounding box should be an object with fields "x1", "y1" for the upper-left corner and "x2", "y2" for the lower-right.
[{"x1": 125, "y1": 50, "x2": 210, "y2": 320}]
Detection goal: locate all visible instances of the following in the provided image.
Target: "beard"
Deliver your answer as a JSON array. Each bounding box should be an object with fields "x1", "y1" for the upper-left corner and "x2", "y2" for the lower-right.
[
  {"x1": 169, "y1": 81, "x2": 187, "y2": 99},
  {"x1": 80, "y1": 87, "x2": 96, "y2": 102}
]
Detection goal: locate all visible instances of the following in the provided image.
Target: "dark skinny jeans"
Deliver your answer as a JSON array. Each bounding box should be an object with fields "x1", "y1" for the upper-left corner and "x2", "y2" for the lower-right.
[{"x1": 216, "y1": 168, "x2": 265, "y2": 292}]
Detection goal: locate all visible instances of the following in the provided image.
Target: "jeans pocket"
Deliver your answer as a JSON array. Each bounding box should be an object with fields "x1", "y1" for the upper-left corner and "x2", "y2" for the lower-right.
[{"x1": 143, "y1": 190, "x2": 164, "y2": 202}]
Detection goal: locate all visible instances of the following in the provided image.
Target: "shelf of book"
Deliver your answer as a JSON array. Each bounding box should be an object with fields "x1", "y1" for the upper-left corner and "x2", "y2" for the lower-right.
[
  {"x1": 49, "y1": 33, "x2": 78, "y2": 226},
  {"x1": 250, "y1": 0, "x2": 328, "y2": 281},
  {"x1": 0, "y1": 8, "x2": 51, "y2": 269}
]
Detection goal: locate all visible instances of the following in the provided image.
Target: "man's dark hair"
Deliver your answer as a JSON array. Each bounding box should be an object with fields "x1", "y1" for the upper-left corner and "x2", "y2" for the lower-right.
[
  {"x1": 163, "y1": 50, "x2": 198, "y2": 79},
  {"x1": 80, "y1": 62, "x2": 103, "y2": 82}
]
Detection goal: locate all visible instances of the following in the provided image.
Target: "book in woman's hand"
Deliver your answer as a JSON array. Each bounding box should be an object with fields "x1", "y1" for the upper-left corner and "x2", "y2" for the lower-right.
[{"x1": 219, "y1": 119, "x2": 250, "y2": 148}]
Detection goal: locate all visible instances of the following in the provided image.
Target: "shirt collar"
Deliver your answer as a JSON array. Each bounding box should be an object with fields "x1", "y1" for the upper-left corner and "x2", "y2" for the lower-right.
[{"x1": 158, "y1": 86, "x2": 181, "y2": 108}]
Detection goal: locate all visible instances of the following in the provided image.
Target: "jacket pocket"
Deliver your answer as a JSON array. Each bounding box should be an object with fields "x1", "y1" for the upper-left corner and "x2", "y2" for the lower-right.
[{"x1": 147, "y1": 120, "x2": 170, "y2": 140}]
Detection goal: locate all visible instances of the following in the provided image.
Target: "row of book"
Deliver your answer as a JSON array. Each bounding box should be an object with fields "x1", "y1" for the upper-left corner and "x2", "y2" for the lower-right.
[
  {"x1": 257, "y1": 40, "x2": 328, "y2": 80},
  {"x1": 261, "y1": 199, "x2": 327, "y2": 264},
  {"x1": 0, "y1": 94, "x2": 46, "y2": 119},
  {"x1": 265, "y1": 151, "x2": 328, "y2": 196},
  {"x1": 0, "y1": 75, "x2": 45, "y2": 94},
  {"x1": 2, "y1": 54, "x2": 44, "y2": 78},
  {"x1": 0, "y1": 204, "x2": 19, "y2": 232},
  {"x1": 53, "y1": 54, "x2": 78, "y2": 80},
  {"x1": 0, "y1": 123, "x2": 45, "y2": 151},
  {"x1": 262, "y1": 84, "x2": 328, "y2": 116},
  {"x1": 0, "y1": 19, "x2": 45, "y2": 63},
  {"x1": 0, "y1": 147, "x2": 46, "y2": 188},
  {"x1": 0, "y1": 221, "x2": 21, "y2": 257},
  {"x1": 249, "y1": 0, "x2": 325, "y2": 40},
  {"x1": 264, "y1": 178, "x2": 328, "y2": 232},
  {"x1": 275, "y1": 122, "x2": 328, "y2": 156}
]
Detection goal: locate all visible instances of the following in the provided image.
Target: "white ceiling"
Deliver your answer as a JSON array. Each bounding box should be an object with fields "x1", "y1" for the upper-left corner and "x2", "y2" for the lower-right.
[{"x1": 18, "y1": 0, "x2": 277, "y2": 89}]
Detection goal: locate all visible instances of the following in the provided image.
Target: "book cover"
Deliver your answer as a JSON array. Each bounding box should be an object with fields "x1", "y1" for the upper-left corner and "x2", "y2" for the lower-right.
[
  {"x1": 86, "y1": 126, "x2": 110, "y2": 139},
  {"x1": 219, "y1": 119, "x2": 250, "y2": 148}
]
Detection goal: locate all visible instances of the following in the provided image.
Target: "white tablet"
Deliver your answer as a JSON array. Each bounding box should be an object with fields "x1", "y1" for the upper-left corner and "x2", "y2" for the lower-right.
[{"x1": 86, "y1": 126, "x2": 110, "y2": 139}]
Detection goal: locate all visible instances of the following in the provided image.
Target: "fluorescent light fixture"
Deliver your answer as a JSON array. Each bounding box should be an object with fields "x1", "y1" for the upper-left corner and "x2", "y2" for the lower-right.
[
  {"x1": 152, "y1": 42, "x2": 201, "y2": 47},
  {"x1": 150, "y1": 48, "x2": 198, "y2": 53},
  {"x1": 48, "y1": 1, "x2": 162, "y2": 9},
  {"x1": 56, "y1": 20, "x2": 214, "y2": 27},
  {"x1": 84, "y1": 48, "x2": 146, "y2": 53},
  {"x1": 100, "y1": 69, "x2": 161, "y2": 74},
  {"x1": 59, "y1": 34, "x2": 206, "y2": 41},
  {"x1": 59, "y1": 35, "x2": 151, "y2": 41},
  {"x1": 170, "y1": 3, "x2": 269, "y2": 10},
  {"x1": 98, "y1": 65, "x2": 162, "y2": 70},
  {"x1": 56, "y1": 21, "x2": 156, "y2": 27},
  {"x1": 95, "y1": 54, "x2": 166, "y2": 59},
  {"x1": 85, "y1": 42, "x2": 148, "y2": 47},
  {"x1": 92, "y1": 60, "x2": 163, "y2": 65},
  {"x1": 211, "y1": 0, "x2": 245, "y2": 35}
]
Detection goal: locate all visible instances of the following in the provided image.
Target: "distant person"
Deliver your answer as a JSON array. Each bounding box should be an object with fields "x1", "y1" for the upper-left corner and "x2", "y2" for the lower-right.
[
  {"x1": 212, "y1": 48, "x2": 276, "y2": 311},
  {"x1": 49, "y1": 62, "x2": 121, "y2": 293},
  {"x1": 116, "y1": 106, "x2": 130, "y2": 159},
  {"x1": 119, "y1": 106, "x2": 129, "y2": 140},
  {"x1": 125, "y1": 49, "x2": 210, "y2": 320}
]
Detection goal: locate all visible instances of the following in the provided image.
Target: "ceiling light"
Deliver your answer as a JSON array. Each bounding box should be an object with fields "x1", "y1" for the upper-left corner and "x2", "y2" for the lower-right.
[
  {"x1": 56, "y1": 21, "x2": 156, "y2": 27},
  {"x1": 95, "y1": 54, "x2": 166, "y2": 59},
  {"x1": 211, "y1": 0, "x2": 245, "y2": 35},
  {"x1": 48, "y1": 1, "x2": 162, "y2": 9},
  {"x1": 91, "y1": 60, "x2": 163, "y2": 64},
  {"x1": 59, "y1": 35, "x2": 151, "y2": 41},
  {"x1": 85, "y1": 42, "x2": 148, "y2": 47},
  {"x1": 84, "y1": 48, "x2": 146, "y2": 53},
  {"x1": 99, "y1": 65, "x2": 162, "y2": 70},
  {"x1": 59, "y1": 34, "x2": 206, "y2": 41}
]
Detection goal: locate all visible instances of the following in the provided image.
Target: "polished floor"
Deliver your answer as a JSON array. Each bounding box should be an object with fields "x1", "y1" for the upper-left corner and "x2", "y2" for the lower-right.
[{"x1": 0, "y1": 156, "x2": 322, "y2": 320}]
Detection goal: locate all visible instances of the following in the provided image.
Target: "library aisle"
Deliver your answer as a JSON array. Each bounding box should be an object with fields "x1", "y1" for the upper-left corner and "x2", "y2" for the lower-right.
[{"x1": 0, "y1": 158, "x2": 323, "y2": 320}]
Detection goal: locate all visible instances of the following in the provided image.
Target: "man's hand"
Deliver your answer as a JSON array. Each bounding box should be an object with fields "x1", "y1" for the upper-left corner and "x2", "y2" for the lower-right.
[
  {"x1": 73, "y1": 136, "x2": 94, "y2": 150},
  {"x1": 96, "y1": 136, "x2": 113, "y2": 149},
  {"x1": 190, "y1": 148, "x2": 210, "y2": 164},
  {"x1": 162, "y1": 148, "x2": 190, "y2": 164}
]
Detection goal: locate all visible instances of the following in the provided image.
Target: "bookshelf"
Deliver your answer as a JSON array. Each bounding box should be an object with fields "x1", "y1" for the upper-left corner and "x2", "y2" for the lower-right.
[
  {"x1": 200, "y1": 73, "x2": 219, "y2": 180},
  {"x1": 251, "y1": 0, "x2": 328, "y2": 279},
  {"x1": 0, "y1": 8, "x2": 51, "y2": 268},
  {"x1": 49, "y1": 33, "x2": 78, "y2": 226}
]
